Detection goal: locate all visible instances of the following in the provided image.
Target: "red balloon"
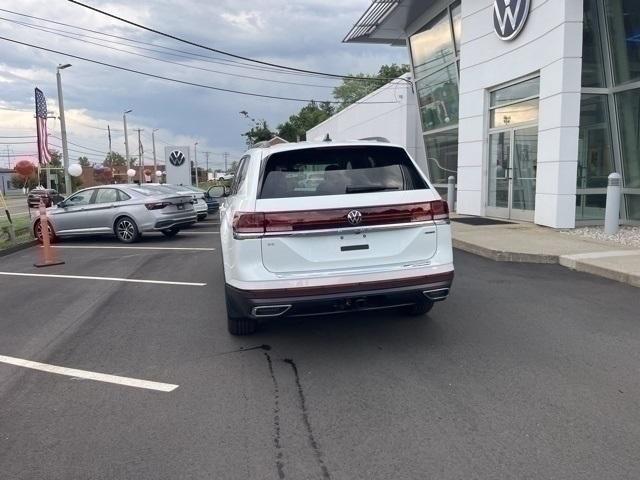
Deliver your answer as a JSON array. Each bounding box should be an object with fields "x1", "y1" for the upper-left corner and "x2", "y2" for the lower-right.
[{"x1": 14, "y1": 159, "x2": 35, "y2": 177}]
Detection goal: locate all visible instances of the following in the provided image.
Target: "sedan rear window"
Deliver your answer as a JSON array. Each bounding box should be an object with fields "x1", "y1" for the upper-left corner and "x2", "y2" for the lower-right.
[{"x1": 259, "y1": 146, "x2": 428, "y2": 199}]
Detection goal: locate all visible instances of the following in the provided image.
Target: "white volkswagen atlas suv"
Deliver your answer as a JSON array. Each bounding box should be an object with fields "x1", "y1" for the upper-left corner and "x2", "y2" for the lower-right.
[{"x1": 211, "y1": 141, "x2": 454, "y2": 335}]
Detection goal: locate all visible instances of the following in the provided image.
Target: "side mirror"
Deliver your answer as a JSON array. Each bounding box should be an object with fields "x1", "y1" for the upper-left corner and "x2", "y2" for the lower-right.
[{"x1": 208, "y1": 186, "x2": 227, "y2": 198}]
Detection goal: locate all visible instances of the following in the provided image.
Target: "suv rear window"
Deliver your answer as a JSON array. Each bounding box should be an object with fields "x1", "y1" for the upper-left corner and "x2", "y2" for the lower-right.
[{"x1": 259, "y1": 146, "x2": 428, "y2": 199}]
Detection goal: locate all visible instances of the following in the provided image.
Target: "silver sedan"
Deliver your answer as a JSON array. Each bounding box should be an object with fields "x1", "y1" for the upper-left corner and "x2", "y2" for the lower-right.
[{"x1": 32, "y1": 185, "x2": 197, "y2": 243}]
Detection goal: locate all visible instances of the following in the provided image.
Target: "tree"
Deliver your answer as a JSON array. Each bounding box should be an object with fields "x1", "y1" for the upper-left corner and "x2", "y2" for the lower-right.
[
  {"x1": 241, "y1": 120, "x2": 274, "y2": 147},
  {"x1": 228, "y1": 160, "x2": 239, "y2": 174},
  {"x1": 333, "y1": 63, "x2": 410, "y2": 111},
  {"x1": 277, "y1": 101, "x2": 335, "y2": 142},
  {"x1": 78, "y1": 156, "x2": 90, "y2": 167},
  {"x1": 103, "y1": 152, "x2": 126, "y2": 168}
]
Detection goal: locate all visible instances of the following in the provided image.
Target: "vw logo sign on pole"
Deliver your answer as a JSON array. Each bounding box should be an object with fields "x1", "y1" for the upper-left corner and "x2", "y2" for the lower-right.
[
  {"x1": 493, "y1": 0, "x2": 530, "y2": 41},
  {"x1": 347, "y1": 210, "x2": 362, "y2": 226},
  {"x1": 169, "y1": 150, "x2": 186, "y2": 167}
]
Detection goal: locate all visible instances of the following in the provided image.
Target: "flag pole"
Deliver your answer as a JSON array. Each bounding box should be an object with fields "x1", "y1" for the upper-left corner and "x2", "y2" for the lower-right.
[{"x1": 34, "y1": 87, "x2": 42, "y2": 186}]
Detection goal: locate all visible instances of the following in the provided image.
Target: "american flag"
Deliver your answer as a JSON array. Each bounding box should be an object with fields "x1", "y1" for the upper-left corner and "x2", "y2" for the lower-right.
[{"x1": 35, "y1": 88, "x2": 52, "y2": 165}]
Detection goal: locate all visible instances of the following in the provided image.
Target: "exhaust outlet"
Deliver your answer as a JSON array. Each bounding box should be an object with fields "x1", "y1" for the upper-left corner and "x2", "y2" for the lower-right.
[
  {"x1": 251, "y1": 305, "x2": 292, "y2": 318},
  {"x1": 423, "y1": 288, "x2": 450, "y2": 301}
]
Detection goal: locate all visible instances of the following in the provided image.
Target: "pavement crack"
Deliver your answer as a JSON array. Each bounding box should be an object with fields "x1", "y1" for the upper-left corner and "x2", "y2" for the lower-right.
[
  {"x1": 265, "y1": 352, "x2": 286, "y2": 480},
  {"x1": 214, "y1": 344, "x2": 271, "y2": 356},
  {"x1": 283, "y1": 358, "x2": 331, "y2": 480}
]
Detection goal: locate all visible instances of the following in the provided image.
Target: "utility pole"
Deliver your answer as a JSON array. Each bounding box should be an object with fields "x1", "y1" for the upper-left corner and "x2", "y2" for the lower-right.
[
  {"x1": 204, "y1": 152, "x2": 210, "y2": 181},
  {"x1": 223, "y1": 152, "x2": 229, "y2": 172},
  {"x1": 136, "y1": 128, "x2": 144, "y2": 184},
  {"x1": 56, "y1": 63, "x2": 72, "y2": 195},
  {"x1": 107, "y1": 125, "x2": 112, "y2": 155},
  {"x1": 123, "y1": 109, "x2": 132, "y2": 183},
  {"x1": 152, "y1": 128, "x2": 158, "y2": 182},
  {"x1": 194, "y1": 141, "x2": 198, "y2": 187}
]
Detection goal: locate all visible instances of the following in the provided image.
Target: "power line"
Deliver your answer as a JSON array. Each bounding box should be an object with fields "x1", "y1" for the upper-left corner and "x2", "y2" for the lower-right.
[
  {"x1": 49, "y1": 134, "x2": 108, "y2": 154},
  {"x1": 0, "y1": 141, "x2": 35, "y2": 144},
  {"x1": 0, "y1": 35, "x2": 398, "y2": 106},
  {"x1": 0, "y1": 8, "x2": 346, "y2": 81},
  {"x1": 0, "y1": 16, "x2": 338, "y2": 89},
  {"x1": 0, "y1": 135, "x2": 36, "y2": 138},
  {"x1": 67, "y1": 0, "x2": 409, "y2": 84}
]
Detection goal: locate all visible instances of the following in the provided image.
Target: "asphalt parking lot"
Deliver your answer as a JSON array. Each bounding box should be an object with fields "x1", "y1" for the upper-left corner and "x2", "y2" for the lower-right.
[{"x1": 0, "y1": 218, "x2": 639, "y2": 479}]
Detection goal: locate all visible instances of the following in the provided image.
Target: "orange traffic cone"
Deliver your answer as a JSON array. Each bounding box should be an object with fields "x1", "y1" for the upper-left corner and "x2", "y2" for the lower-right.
[{"x1": 34, "y1": 198, "x2": 64, "y2": 268}]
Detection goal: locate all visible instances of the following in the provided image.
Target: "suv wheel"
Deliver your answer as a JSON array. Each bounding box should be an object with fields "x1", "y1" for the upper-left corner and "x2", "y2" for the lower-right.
[
  {"x1": 401, "y1": 300, "x2": 434, "y2": 316},
  {"x1": 115, "y1": 217, "x2": 140, "y2": 243},
  {"x1": 161, "y1": 227, "x2": 180, "y2": 237}
]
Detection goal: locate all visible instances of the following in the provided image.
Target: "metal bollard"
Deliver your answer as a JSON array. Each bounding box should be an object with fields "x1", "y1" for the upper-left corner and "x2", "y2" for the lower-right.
[
  {"x1": 604, "y1": 172, "x2": 621, "y2": 235},
  {"x1": 447, "y1": 176, "x2": 456, "y2": 212}
]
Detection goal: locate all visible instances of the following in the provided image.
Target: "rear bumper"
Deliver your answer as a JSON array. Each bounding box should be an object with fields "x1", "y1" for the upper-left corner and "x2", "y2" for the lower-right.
[
  {"x1": 225, "y1": 271, "x2": 453, "y2": 319},
  {"x1": 152, "y1": 215, "x2": 197, "y2": 230}
]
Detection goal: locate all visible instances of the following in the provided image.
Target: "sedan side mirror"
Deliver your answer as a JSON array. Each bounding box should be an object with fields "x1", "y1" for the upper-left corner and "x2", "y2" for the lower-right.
[{"x1": 57, "y1": 201, "x2": 66, "y2": 208}]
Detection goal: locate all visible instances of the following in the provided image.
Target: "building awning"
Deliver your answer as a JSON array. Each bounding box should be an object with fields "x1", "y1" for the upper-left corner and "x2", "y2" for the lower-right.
[{"x1": 343, "y1": 0, "x2": 434, "y2": 45}]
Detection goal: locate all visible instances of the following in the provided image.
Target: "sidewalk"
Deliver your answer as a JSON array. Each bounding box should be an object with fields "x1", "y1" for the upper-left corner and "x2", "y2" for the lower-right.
[{"x1": 451, "y1": 215, "x2": 640, "y2": 288}]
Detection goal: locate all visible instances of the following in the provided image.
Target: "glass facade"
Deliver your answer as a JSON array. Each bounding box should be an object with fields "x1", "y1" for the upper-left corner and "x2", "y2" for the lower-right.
[
  {"x1": 409, "y1": 1, "x2": 461, "y2": 191},
  {"x1": 580, "y1": 0, "x2": 640, "y2": 222}
]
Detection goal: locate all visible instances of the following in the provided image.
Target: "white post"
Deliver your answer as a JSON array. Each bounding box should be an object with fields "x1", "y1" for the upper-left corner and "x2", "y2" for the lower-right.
[
  {"x1": 56, "y1": 69, "x2": 72, "y2": 195},
  {"x1": 123, "y1": 112, "x2": 130, "y2": 183},
  {"x1": 604, "y1": 172, "x2": 621, "y2": 235},
  {"x1": 152, "y1": 129, "x2": 158, "y2": 182},
  {"x1": 447, "y1": 175, "x2": 456, "y2": 212}
]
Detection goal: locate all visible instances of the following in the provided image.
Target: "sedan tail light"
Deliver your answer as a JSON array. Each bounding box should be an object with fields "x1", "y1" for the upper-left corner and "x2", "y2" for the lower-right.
[
  {"x1": 145, "y1": 202, "x2": 170, "y2": 210},
  {"x1": 232, "y1": 200, "x2": 449, "y2": 238}
]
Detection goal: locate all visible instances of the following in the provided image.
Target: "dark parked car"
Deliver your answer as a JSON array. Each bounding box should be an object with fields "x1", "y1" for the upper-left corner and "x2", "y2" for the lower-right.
[
  {"x1": 204, "y1": 187, "x2": 220, "y2": 213},
  {"x1": 27, "y1": 189, "x2": 64, "y2": 208}
]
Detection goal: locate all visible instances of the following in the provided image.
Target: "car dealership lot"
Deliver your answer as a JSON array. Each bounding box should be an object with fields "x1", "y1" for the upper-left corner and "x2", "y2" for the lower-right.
[{"x1": 0, "y1": 226, "x2": 639, "y2": 479}]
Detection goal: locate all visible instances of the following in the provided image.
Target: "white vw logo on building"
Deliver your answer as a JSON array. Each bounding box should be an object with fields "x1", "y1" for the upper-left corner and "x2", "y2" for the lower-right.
[
  {"x1": 347, "y1": 210, "x2": 362, "y2": 226},
  {"x1": 493, "y1": 0, "x2": 531, "y2": 41}
]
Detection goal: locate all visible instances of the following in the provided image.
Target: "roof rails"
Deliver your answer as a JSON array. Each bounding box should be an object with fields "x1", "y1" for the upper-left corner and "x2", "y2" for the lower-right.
[{"x1": 358, "y1": 136, "x2": 390, "y2": 143}]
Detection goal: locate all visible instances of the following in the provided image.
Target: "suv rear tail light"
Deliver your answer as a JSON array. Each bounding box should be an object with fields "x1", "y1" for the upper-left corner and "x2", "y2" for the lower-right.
[
  {"x1": 233, "y1": 201, "x2": 448, "y2": 238},
  {"x1": 145, "y1": 202, "x2": 170, "y2": 210},
  {"x1": 233, "y1": 212, "x2": 265, "y2": 235}
]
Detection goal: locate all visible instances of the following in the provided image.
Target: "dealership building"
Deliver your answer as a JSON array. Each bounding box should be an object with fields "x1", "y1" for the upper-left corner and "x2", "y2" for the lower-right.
[{"x1": 343, "y1": 0, "x2": 640, "y2": 228}]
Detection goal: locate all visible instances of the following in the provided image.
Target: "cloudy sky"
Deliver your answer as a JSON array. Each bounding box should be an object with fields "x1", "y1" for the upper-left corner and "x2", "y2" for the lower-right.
[{"x1": 0, "y1": 0, "x2": 407, "y2": 171}]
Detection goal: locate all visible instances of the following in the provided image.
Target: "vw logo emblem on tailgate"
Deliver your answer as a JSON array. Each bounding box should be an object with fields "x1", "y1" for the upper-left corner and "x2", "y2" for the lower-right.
[{"x1": 347, "y1": 210, "x2": 362, "y2": 226}]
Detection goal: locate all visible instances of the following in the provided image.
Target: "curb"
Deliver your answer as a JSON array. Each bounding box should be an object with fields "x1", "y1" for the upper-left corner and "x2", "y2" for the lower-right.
[
  {"x1": 454, "y1": 238, "x2": 639, "y2": 288},
  {"x1": 0, "y1": 239, "x2": 38, "y2": 258},
  {"x1": 453, "y1": 239, "x2": 558, "y2": 264},
  {"x1": 559, "y1": 254, "x2": 640, "y2": 288}
]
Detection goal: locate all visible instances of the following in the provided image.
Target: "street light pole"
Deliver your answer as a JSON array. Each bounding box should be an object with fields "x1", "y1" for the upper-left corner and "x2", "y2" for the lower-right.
[
  {"x1": 137, "y1": 128, "x2": 144, "y2": 184},
  {"x1": 123, "y1": 109, "x2": 132, "y2": 183},
  {"x1": 152, "y1": 128, "x2": 158, "y2": 182},
  {"x1": 194, "y1": 141, "x2": 198, "y2": 187},
  {"x1": 56, "y1": 63, "x2": 72, "y2": 195}
]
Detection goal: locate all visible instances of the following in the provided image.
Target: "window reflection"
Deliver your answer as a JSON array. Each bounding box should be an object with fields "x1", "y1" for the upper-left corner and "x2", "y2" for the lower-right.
[
  {"x1": 416, "y1": 64, "x2": 459, "y2": 131},
  {"x1": 409, "y1": 11, "x2": 455, "y2": 79},
  {"x1": 577, "y1": 95, "x2": 614, "y2": 190},
  {"x1": 490, "y1": 99, "x2": 539, "y2": 128},
  {"x1": 424, "y1": 130, "x2": 458, "y2": 185},
  {"x1": 582, "y1": 0, "x2": 606, "y2": 87},
  {"x1": 606, "y1": 0, "x2": 640, "y2": 85}
]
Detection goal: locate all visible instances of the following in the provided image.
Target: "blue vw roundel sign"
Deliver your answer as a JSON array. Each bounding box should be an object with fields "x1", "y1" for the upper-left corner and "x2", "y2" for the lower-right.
[{"x1": 493, "y1": 0, "x2": 531, "y2": 41}]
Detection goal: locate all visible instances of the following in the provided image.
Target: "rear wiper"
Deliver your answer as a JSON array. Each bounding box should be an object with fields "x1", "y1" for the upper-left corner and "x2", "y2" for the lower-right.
[{"x1": 345, "y1": 185, "x2": 400, "y2": 193}]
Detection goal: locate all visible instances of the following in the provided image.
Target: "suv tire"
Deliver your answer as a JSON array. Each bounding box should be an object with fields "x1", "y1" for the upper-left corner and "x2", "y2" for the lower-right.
[
  {"x1": 401, "y1": 300, "x2": 434, "y2": 316},
  {"x1": 161, "y1": 227, "x2": 180, "y2": 237},
  {"x1": 225, "y1": 294, "x2": 257, "y2": 335}
]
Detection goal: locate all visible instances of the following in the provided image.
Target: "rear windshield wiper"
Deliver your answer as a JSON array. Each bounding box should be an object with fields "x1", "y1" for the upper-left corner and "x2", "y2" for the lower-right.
[{"x1": 345, "y1": 185, "x2": 400, "y2": 193}]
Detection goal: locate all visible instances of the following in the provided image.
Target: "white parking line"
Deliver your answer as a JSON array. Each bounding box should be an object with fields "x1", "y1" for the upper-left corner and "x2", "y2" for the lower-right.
[
  {"x1": 0, "y1": 272, "x2": 207, "y2": 286},
  {"x1": 48, "y1": 246, "x2": 216, "y2": 251},
  {"x1": 0, "y1": 354, "x2": 178, "y2": 392}
]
